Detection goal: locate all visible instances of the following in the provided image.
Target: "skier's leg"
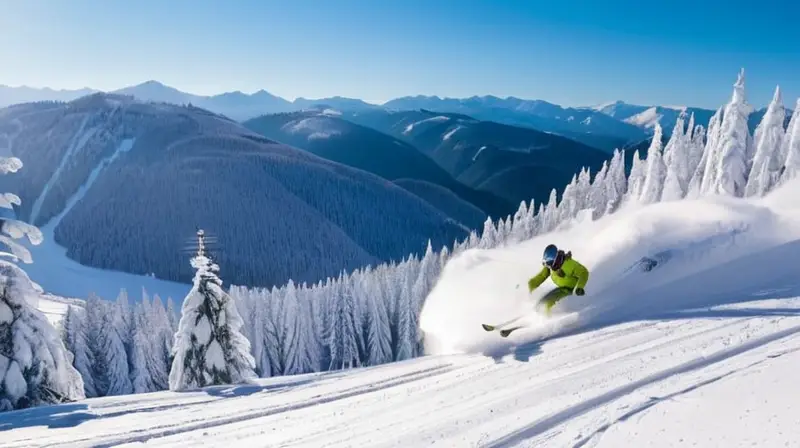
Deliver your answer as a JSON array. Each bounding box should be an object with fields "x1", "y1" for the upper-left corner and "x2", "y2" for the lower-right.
[{"x1": 537, "y1": 287, "x2": 573, "y2": 314}]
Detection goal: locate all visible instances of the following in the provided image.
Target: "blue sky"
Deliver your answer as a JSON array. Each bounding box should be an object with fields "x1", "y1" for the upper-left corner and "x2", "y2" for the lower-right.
[{"x1": 1, "y1": 0, "x2": 798, "y2": 109}]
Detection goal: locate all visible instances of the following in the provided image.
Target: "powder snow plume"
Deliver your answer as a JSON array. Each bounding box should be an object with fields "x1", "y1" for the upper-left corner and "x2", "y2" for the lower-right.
[{"x1": 420, "y1": 179, "x2": 800, "y2": 358}]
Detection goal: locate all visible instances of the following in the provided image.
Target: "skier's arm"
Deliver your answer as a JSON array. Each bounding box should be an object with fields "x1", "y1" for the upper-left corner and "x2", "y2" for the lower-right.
[
  {"x1": 574, "y1": 262, "x2": 589, "y2": 290},
  {"x1": 527, "y1": 266, "x2": 550, "y2": 292}
]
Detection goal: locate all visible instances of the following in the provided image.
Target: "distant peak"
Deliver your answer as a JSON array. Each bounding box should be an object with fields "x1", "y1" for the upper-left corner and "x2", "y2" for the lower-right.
[{"x1": 140, "y1": 80, "x2": 166, "y2": 87}]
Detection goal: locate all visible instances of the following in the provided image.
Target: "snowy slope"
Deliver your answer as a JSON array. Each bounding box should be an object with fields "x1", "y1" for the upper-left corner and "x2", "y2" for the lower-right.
[{"x1": 4, "y1": 180, "x2": 800, "y2": 446}]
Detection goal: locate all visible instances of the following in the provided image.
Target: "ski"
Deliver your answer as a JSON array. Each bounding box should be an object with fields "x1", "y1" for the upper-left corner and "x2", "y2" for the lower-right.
[
  {"x1": 500, "y1": 326, "x2": 524, "y2": 337},
  {"x1": 482, "y1": 315, "x2": 525, "y2": 332}
]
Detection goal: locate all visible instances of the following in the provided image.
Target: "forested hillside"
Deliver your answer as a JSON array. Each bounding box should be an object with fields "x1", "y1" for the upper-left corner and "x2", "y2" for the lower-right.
[
  {"x1": 343, "y1": 109, "x2": 610, "y2": 207},
  {"x1": 243, "y1": 110, "x2": 508, "y2": 221},
  {"x1": 0, "y1": 95, "x2": 469, "y2": 289}
]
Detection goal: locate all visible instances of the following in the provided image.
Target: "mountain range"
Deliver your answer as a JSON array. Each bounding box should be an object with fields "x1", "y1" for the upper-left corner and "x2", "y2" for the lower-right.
[{"x1": 1, "y1": 81, "x2": 759, "y2": 153}]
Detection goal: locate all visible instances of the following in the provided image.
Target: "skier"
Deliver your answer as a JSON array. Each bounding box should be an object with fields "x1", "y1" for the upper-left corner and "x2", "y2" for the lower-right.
[{"x1": 527, "y1": 244, "x2": 589, "y2": 314}]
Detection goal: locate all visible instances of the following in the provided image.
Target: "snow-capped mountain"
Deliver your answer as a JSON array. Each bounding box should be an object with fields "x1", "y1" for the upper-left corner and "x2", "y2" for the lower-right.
[
  {"x1": 0, "y1": 85, "x2": 98, "y2": 108},
  {"x1": 382, "y1": 95, "x2": 648, "y2": 150},
  {"x1": 623, "y1": 106, "x2": 716, "y2": 134},
  {"x1": 292, "y1": 96, "x2": 380, "y2": 112},
  {"x1": 0, "y1": 93, "x2": 469, "y2": 297},
  {"x1": 588, "y1": 100, "x2": 650, "y2": 119}
]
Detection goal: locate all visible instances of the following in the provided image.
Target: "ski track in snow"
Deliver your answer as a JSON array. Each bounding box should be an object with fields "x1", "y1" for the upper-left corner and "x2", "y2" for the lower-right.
[
  {"x1": 1, "y1": 298, "x2": 799, "y2": 447},
  {"x1": 47, "y1": 138, "x2": 135, "y2": 230},
  {"x1": 29, "y1": 115, "x2": 95, "y2": 226}
]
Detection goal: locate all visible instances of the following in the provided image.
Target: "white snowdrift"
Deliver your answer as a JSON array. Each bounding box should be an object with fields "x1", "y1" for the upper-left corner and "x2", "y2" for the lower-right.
[{"x1": 420, "y1": 178, "x2": 800, "y2": 357}]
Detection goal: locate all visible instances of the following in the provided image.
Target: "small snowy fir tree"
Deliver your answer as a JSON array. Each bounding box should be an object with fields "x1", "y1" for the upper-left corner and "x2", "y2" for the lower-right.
[
  {"x1": 0, "y1": 155, "x2": 83, "y2": 411},
  {"x1": 169, "y1": 229, "x2": 256, "y2": 391}
]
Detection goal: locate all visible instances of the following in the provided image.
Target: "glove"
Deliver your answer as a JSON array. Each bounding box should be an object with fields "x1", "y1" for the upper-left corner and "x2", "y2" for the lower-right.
[{"x1": 574, "y1": 288, "x2": 585, "y2": 296}]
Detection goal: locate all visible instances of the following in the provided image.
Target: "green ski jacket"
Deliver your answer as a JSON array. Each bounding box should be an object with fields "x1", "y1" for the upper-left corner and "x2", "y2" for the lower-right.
[{"x1": 527, "y1": 253, "x2": 589, "y2": 292}]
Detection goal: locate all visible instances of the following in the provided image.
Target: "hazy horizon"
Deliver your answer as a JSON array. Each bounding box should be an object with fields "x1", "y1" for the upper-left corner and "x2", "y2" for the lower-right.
[{"x1": 2, "y1": 0, "x2": 798, "y2": 108}]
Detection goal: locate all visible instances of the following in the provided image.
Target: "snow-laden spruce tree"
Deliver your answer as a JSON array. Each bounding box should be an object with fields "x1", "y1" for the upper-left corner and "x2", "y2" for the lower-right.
[
  {"x1": 661, "y1": 114, "x2": 690, "y2": 201},
  {"x1": 588, "y1": 161, "x2": 608, "y2": 219},
  {"x1": 622, "y1": 150, "x2": 646, "y2": 206},
  {"x1": 603, "y1": 149, "x2": 627, "y2": 215},
  {"x1": 62, "y1": 305, "x2": 96, "y2": 398},
  {"x1": 0, "y1": 156, "x2": 84, "y2": 411},
  {"x1": 745, "y1": 86, "x2": 786, "y2": 197},
  {"x1": 169, "y1": 229, "x2": 256, "y2": 391},
  {"x1": 780, "y1": 99, "x2": 800, "y2": 184},
  {"x1": 689, "y1": 107, "x2": 724, "y2": 198},
  {"x1": 361, "y1": 268, "x2": 392, "y2": 366},
  {"x1": 706, "y1": 69, "x2": 754, "y2": 197},
  {"x1": 686, "y1": 114, "x2": 706, "y2": 177},
  {"x1": 639, "y1": 123, "x2": 666, "y2": 204}
]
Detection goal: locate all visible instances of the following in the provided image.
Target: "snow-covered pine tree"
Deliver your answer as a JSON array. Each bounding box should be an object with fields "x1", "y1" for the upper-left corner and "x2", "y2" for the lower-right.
[
  {"x1": 780, "y1": 99, "x2": 800, "y2": 184},
  {"x1": 411, "y1": 241, "x2": 440, "y2": 354},
  {"x1": 661, "y1": 114, "x2": 690, "y2": 201},
  {"x1": 166, "y1": 297, "x2": 179, "y2": 332},
  {"x1": 745, "y1": 86, "x2": 786, "y2": 197},
  {"x1": 0, "y1": 155, "x2": 83, "y2": 411},
  {"x1": 115, "y1": 289, "x2": 133, "y2": 377},
  {"x1": 297, "y1": 283, "x2": 321, "y2": 372},
  {"x1": 588, "y1": 161, "x2": 608, "y2": 219},
  {"x1": 639, "y1": 123, "x2": 667, "y2": 204},
  {"x1": 575, "y1": 167, "x2": 592, "y2": 213},
  {"x1": 395, "y1": 255, "x2": 421, "y2": 361},
  {"x1": 687, "y1": 119, "x2": 707, "y2": 183},
  {"x1": 249, "y1": 289, "x2": 275, "y2": 377},
  {"x1": 706, "y1": 69, "x2": 754, "y2": 197},
  {"x1": 169, "y1": 229, "x2": 256, "y2": 391},
  {"x1": 130, "y1": 298, "x2": 159, "y2": 393},
  {"x1": 84, "y1": 294, "x2": 109, "y2": 395},
  {"x1": 62, "y1": 304, "x2": 96, "y2": 398},
  {"x1": 281, "y1": 280, "x2": 315, "y2": 375},
  {"x1": 557, "y1": 175, "x2": 578, "y2": 224},
  {"x1": 509, "y1": 201, "x2": 529, "y2": 244},
  {"x1": 622, "y1": 150, "x2": 645, "y2": 206},
  {"x1": 325, "y1": 272, "x2": 361, "y2": 369},
  {"x1": 540, "y1": 189, "x2": 559, "y2": 233},
  {"x1": 438, "y1": 245, "x2": 451, "y2": 271},
  {"x1": 362, "y1": 269, "x2": 392, "y2": 365},
  {"x1": 499, "y1": 215, "x2": 513, "y2": 247},
  {"x1": 99, "y1": 297, "x2": 133, "y2": 396},
  {"x1": 690, "y1": 107, "x2": 724, "y2": 198},
  {"x1": 466, "y1": 230, "x2": 480, "y2": 250},
  {"x1": 149, "y1": 294, "x2": 174, "y2": 385},
  {"x1": 477, "y1": 217, "x2": 497, "y2": 249},
  {"x1": 522, "y1": 199, "x2": 537, "y2": 240},
  {"x1": 604, "y1": 149, "x2": 627, "y2": 215}
]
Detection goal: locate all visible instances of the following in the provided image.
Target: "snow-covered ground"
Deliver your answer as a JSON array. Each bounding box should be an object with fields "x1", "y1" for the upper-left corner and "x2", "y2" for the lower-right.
[{"x1": 4, "y1": 181, "x2": 800, "y2": 446}]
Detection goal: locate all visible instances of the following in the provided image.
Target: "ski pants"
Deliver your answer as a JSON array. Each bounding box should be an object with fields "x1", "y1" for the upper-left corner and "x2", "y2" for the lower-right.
[{"x1": 536, "y1": 286, "x2": 573, "y2": 313}]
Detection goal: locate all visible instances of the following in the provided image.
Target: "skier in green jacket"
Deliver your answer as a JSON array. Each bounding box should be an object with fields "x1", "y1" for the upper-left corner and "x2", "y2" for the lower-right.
[{"x1": 527, "y1": 244, "x2": 590, "y2": 314}]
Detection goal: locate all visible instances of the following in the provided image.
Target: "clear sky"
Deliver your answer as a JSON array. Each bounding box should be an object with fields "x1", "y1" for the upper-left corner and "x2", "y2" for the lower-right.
[{"x1": 1, "y1": 0, "x2": 798, "y2": 109}]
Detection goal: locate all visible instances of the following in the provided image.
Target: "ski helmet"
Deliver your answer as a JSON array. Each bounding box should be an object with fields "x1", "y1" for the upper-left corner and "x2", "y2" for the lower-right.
[{"x1": 542, "y1": 244, "x2": 558, "y2": 267}]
